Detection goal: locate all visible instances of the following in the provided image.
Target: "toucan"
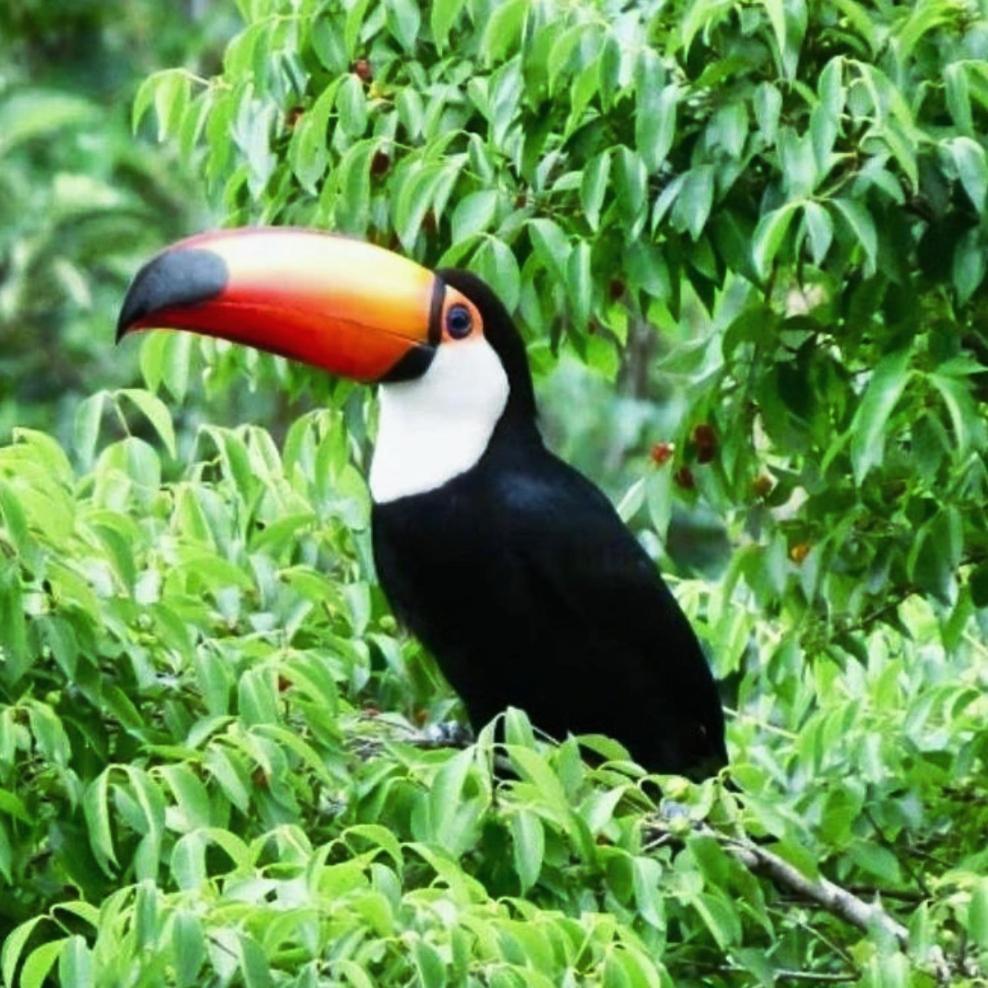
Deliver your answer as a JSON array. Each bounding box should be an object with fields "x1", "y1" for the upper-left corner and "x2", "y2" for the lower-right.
[{"x1": 117, "y1": 228, "x2": 728, "y2": 778}]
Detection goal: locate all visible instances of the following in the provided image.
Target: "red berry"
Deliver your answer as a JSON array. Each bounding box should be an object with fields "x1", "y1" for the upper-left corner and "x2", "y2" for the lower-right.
[
  {"x1": 674, "y1": 466, "x2": 695, "y2": 490},
  {"x1": 371, "y1": 151, "x2": 390, "y2": 177},
  {"x1": 650, "y1": 442, "x2": 674, "y2": 466},
  {"x1": 789, "y1": 542, "x2": 811, "y2": 564},
  {"x1": 753, "y1": 474, "x2": 774, "y2": 497}
]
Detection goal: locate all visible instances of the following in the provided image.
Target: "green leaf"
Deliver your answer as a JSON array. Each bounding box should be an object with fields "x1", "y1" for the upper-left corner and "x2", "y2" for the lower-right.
[
  {"x1": 802, "y1": 200, "x2": 833, "y2": 265},
  {"x1": 928, "y1": 371, "x2": 975, "y2": 456},
  {"x1": 57, "y1": 936, "x2": 93, "y2": 988},
  {"x1": 21, "y1": 939, "x2": 67, "y2": 988},
  {"x1": 117, "y1": 389, "x2": 177, "y2": 458},
  {"x1": 672, "y1": 165, "x2": 715, "y2": 240},
  {"x1": 337, "y1": 960, "x2": 377, "y2": 988},
  {"x1": 944, "y1": 63, "x2": 973, "y2": 134},
  {"x1": 504, "y1": 707, "x2": 535, "y2": 747},
  {"x1": 752, "y1": 202, "x2": 799, "y2": 279},
  {"x1": 898, "y1": 0, "x2": 956, "y2": 61},
  {"x1": 849, "y1": 349, "x2": 912, "y2": 484},
  {"x1": 0, "y1": 567, "x2": 30, "y2": 684},
  {"x1": 238, "y1": 934, "x2": 273, "y2": 988},
  {"x1": 173, "y1": 910, "x2": 206, "y2": 986},
  {"x1": 0, "y1": 483, "x2": 29, "y2": 559},
  {"x1": 471, "y1": 237, "x2": 521, "y2": 312},
  {"x1": 565, "y1": 241, "x2": 592, "y2": 330},
  {"x1": 151, "y1": 69, "x2": 189, "y2": 142},
  {"x1": 132, "y1": 74, "x2": 158, "y2": 133},
  {"x1": 337, "y1": 74, "x2": 368, "y2": 138},
  {"x1": 412, "y1": 939, "x2": 447, "y2": 988},
  {"x1": 581, "y1": 150, "x2": 611, "y2": 232},
  {"x1": 528, "y1": 217, "x2": 570, "y2": 281},
  {"x1": 691, "y1": 892, "x2": 741, "y2": 949},
  {"x1": 394, "y1": 163, "x2": 441, "y2": 250},
  {"x1": 2, "y1": 917, "x2": 45, "y2": 988},
  {"x1": 73, "y1": 390, "x2": 105, "y2": 470},
  {"x1": 386, "y1": 0, "x2": 421, "y2": 52},
  {"x1": 333, "y1": 139, "x2": 375, "y2": 234},
  {"x1": 504, "y1": 745, "x2": 568, "y2": 815},
  {"x1": 779, "y1": 128, "x2": 818, "y2": 196},
  {"x1": 83, "y1": 769, "x2": 118, "y2": 875},
  {"x1": 159, "y1": 764, "x2": 212, "y2": 831},
  {"x1": 288, "y1": 82, "x2": 338, "y2": 193},
  {"x1": 760, "y1": 0, "x2": 787, "y2": 65},
  {"x1": 947, "y1": 136, "x2": 988, "y2": 213},
  {"x1": 831, "y1": 197, "x2": 877, "y2": 276},
  {"x1": 429, "y1": 747, "x2": 475, "y2": 846},
  {"x1": 645, "y1": 468, "x2": 672, "y2": 542},
  {"x1": 451, "y1": 189, "x2": 498, "y2": 244},
  {"x1": 397, "y1": 87, "x2": 424, "y2": 139},
  {"x1": 632, "y1": 856, "x2": 665, "y2": 930},
  {"x1": 343, "y1": 0, "x2": 373, "y2": 57},
  {"x1": 636, "y1": 51, "x2": 677, "y2": 173},
  {"x1": 753, "y1": 82, "x2": 782, "y2": 142},
  {"x1": 969, "y1": 880, "x2": 988, "y2": 950},
  {"x1": 613, "y1": 147, "x2": 647, "y2": 224},
  {"x1": 481, "y1": 0, "x2": 528, "y2": 64},
  {"x1": 431, "y1": 0, "x2": 466, "y2": 50},
  {"x1": 712, "y1": 100, "x2": 748, "y2": 158},
  {"x1": 952, "y1": 228, "x2": 986, "y2": 303},
  {"x1": 849, "y1": 841, "x2": 902, "y2": 883},
  {"x1": 546, "y1": 24, "x2": 584, "y2": 95},
  {"x1": 511, "y1": 809, "x2": 545, "y2": 892}
]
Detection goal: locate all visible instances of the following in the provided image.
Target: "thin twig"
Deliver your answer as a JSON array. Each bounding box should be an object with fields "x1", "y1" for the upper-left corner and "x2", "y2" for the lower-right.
[
  {"x1": 723, "y1": 705, "x2": 799, "y2": 740},
  {"x1": 861, "y1": 805, "x2": 930, "y2": 899},
  {"x1": 845, "y1": 885, "x2": 924, "y2": 904},
  {"x1": 684, "y1": 962, "x2": 858, "y2": 983}
]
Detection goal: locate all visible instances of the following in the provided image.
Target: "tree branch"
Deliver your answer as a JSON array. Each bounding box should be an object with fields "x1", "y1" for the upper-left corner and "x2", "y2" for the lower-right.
[
  {"x1": 685, "y1": 962, "x2": 858, "y2": 983},
  {"x1": 721, "y1": 831, "x2": 908, "y2": 943},
  {"x1": 646, "y1": 816, "x2": 955, "y2": 984}
]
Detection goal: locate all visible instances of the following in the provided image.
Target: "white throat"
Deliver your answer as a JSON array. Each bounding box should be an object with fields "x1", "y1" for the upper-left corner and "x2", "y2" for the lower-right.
[{"x1": 369, "y1": 338, "x2": 510, "y2": 503}]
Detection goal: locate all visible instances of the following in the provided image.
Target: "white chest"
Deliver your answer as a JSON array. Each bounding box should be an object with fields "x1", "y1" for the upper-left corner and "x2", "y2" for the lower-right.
[{"x1": 369, "y1": 338, "x2": 509, "y2": 503}]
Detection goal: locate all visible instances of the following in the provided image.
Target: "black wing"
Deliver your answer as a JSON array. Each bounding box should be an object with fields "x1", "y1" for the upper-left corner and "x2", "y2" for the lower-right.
[{"x1": 495, "y1": 453, "x2": 727, "y2": 777}]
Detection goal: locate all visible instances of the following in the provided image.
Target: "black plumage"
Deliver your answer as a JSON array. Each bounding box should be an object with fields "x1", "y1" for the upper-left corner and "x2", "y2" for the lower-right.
[
  {"x1": 373, "y1": 271, "x2": 727, "y2": 778},
  {"x1": 115, "y1": 232, "x2": 727, "y2": 779}
]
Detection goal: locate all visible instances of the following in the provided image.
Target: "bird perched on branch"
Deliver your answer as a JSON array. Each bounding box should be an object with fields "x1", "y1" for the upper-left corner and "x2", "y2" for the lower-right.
[{"x1": 118, "y1": 228, "x2": 727, "y2": 778}]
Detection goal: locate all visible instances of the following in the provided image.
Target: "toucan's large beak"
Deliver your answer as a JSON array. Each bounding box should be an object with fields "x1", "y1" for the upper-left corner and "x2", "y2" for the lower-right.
[{"x1": 116, "y1": 228, "x2": 440, "y2": 382}]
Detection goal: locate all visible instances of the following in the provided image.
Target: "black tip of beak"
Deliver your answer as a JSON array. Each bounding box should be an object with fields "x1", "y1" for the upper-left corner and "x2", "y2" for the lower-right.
[{"x1": 116, "y1": 247, "x2": 229, "y2": 342}]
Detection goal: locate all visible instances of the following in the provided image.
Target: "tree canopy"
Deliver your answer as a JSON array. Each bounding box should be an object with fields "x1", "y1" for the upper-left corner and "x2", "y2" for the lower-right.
[{"x1": 0, "y1": 1, "x2": 986, "y2": 986}]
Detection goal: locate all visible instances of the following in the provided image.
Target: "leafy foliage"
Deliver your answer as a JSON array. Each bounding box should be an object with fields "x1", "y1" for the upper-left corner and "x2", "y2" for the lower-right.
[
  {"x1": 1, "y1": 0, "x2": 987, "y2": 986},
  {"x1": 0, "y1": 0, "x2": 232, "y2": 442}
]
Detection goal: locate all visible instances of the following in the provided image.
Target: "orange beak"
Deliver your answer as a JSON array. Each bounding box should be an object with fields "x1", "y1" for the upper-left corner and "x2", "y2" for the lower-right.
[{"x1": 117, "y1": 228, "x2": 440, "y2": 382}]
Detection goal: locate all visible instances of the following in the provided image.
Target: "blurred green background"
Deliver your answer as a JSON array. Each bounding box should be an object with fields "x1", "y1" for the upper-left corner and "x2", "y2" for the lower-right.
[
  {"x1": 0, "y1": 1, "x2": 221, "y2": 440},
  {"x1": 0, "y1": 0, "x2": 725, "y2": 568}
]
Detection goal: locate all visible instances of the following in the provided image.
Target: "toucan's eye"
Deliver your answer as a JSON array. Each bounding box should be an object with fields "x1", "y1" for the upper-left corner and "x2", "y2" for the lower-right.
[{"x1": 445, "y1": 304, "x2": 473, "y2": 339}]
